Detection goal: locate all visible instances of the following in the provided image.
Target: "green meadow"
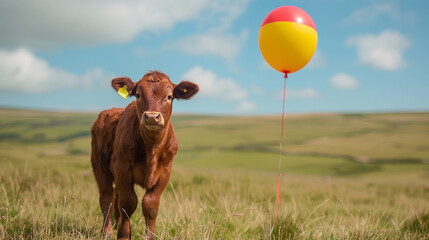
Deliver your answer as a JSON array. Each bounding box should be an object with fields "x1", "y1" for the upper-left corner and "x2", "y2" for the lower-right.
[{"x1": 0, "y1": 108, "x2": 428, "y2": 239}]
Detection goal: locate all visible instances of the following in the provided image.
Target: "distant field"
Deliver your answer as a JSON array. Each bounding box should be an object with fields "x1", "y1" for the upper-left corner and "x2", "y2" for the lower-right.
[{"x1": 0, "y1": 108, "x2": 428, "y2": 239}]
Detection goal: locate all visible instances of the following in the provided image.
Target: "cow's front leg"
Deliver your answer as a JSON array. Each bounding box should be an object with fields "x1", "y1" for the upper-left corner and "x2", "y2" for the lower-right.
[
  {"x1": 142, "y1": 191, "x2": 160, "y2": 239},
  {"x1": 142, "y1": 169, "x2": 171, "y2": 239},
  {"x1": 117, "y1": 185, "x2": 138, "y2": 240}
]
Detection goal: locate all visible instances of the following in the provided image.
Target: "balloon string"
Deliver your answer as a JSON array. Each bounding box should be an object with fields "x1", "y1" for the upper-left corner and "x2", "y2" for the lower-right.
[{"x1": 274, "y1": 76, "x2": 287, "y2": 226}]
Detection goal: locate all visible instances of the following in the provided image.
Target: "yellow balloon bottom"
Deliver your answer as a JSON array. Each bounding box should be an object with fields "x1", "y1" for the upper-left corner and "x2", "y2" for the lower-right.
[{"x1": 259, "y1": 21, "x2": 318, "y2": 74}]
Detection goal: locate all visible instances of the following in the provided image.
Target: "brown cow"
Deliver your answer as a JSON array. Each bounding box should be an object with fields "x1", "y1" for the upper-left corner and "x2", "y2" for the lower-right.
[{"x1": 90, "y1": 71, "x2": 198, "y2": 239}]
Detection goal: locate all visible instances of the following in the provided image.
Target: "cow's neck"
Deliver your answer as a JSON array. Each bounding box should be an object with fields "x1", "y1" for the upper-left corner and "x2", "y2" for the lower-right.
[
  {"x1": 141, "y1": 125, "x2": 170, "y2": 154},
  {"x1": 133, "y1": 117, "x2": 171, "y2": 159}
]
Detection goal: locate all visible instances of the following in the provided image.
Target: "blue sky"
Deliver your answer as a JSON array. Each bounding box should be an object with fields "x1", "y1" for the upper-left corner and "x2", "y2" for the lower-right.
[{"x1": 0, "y1": 0, "x2": 428, "y2": 115}]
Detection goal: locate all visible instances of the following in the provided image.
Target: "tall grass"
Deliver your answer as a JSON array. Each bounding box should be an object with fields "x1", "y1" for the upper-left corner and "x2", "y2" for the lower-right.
[{"x1": 1, "y1": 161, "x2": 428, "y2": 239}]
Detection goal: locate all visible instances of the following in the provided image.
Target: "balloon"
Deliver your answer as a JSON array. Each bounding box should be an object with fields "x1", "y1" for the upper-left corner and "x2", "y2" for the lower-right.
[{"x1": 259, "y1": 6, "x2": 318, "y2": 77}]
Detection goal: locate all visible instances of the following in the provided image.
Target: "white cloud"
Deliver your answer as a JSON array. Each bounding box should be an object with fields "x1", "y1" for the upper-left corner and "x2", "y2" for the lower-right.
[
  {"x1": 330, "y1": 73, "x2": 359, "y2": 90},
  {"x1": 347, "y1": 30, "x2": 410, "y2": 70},
  {"x1": 182, "y1": 66, "x2": 255, "y2": 111},
  {"x1": 204, "y1": 0, "x2": 250, "y2": 32},
  {"x1": 0, "y1": 48, "x2": 111, "y2": 93},
  {"x1": 0, "y1": 0, "x2": 249, "y2": 49},
  {"x1": 286, "y1": 88, "x2": 320, "y2": 99},
  {"x1": 166, "y1": 0, "x2": 250, "y2": 62},
  {"x1": 171, "y1": 30, "x2": 248, "y2": 62},
  {"x1": 251, "y1": 84, "x2": 266, "y2": 96},
  {"x1": 341, "y1": 3, "x2": 415, "y2": 25},
  {"x1": 182, "y1": 66, "x2": 246, "y2": 100},
  {"x1": 275, "y1": 88, "x2": 320, "y2": 100},
  {"x1": 306, "y1": 50, "x2": 326, "y2": 69},
  {"x1": 235, "y1": 100, "x2": 256, "y2": 112}
]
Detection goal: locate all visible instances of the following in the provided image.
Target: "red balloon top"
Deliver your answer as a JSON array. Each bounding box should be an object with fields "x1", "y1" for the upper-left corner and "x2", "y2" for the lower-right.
[{"x1": 260, "y1": 6, "x2": 317, "y2": 31}]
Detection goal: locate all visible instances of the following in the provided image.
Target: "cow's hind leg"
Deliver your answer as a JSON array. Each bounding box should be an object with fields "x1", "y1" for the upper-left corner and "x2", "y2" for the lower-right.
[
  {"x1": 99, "y1": 180, "x2": 114, "y2": 236},
  {"x1": 117, "y1": 186, "x2": 138, "y2": 240},
  {"x1": 113, "y1": 189, "x2": 120, "y2": 227},
  {"x1": 92, "y1": 158, "x2": 114, "y2": 236}
]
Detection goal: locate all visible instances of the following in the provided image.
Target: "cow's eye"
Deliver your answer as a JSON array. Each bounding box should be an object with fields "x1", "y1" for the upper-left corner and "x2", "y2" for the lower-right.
[
  {"x1": 135, "y1": 93, "x2": 140, "y2": 99},
  {"x1": 167, "y1": 95, "x2": 173, "y2": 100}
]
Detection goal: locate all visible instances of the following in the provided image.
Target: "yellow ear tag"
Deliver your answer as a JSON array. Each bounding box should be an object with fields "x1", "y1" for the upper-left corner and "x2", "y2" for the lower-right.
[
  {"x1": 117, "y1": 85, "x2": 129, "y2": 99},
  {"x1": 183, "y1": 89, "x2": 187, "y2": 93}
]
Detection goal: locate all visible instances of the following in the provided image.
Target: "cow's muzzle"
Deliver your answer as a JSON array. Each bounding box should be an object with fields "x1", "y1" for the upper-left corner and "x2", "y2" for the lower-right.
[{"x1": 142, "y1": 111, "x2": 164, "y2": 131}]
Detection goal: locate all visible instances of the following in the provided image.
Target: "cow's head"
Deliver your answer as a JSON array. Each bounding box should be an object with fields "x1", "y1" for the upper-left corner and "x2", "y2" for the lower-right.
[{"x1": 111, "y1": 71, "x2": 198, "y2": 135}]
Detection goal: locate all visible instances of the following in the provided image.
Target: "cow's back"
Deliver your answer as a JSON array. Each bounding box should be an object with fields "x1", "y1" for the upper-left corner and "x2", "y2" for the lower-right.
[{"x1": 91, "y1": 108, "x2": 124, "y2": 175}]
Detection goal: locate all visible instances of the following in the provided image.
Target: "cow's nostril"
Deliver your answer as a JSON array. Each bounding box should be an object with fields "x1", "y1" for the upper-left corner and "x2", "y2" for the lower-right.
[
  {"x1": 156, "y1": 114, "x2": 160, "y2": 120},
  {"x1": 144, "y1": 113, "x2": 149, "y2": 121}
]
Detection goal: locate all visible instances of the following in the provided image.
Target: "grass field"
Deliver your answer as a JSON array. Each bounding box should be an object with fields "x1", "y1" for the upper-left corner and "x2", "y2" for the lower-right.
[{"x1": 0, "y1": 108, "x2": 428, "y2": 239}]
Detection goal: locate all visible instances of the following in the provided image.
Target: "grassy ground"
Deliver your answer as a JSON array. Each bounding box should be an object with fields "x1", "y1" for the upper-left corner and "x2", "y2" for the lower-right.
[{"x1": 0, "y1": 108, "x2": 428, "y2": 239}]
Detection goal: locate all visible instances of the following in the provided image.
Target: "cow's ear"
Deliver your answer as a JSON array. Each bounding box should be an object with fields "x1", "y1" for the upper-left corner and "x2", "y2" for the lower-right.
[
  {"x1": 173, "y1": 81, "x2": 199, "y2": 100},
  {"x1": 111, "y1": 77, "x2": 136, "y2": 99}
]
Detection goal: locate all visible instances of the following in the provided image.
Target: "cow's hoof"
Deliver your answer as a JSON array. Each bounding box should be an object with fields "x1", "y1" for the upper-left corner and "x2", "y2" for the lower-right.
[{"x1": 102, "y1": 227, "x2": 114, "y2": 238}]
